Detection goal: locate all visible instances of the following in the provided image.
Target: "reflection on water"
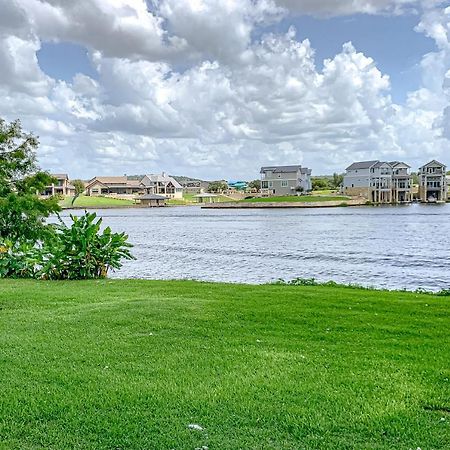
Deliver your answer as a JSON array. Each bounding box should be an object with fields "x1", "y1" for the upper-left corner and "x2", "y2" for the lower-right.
[{"x1": 61, "y1": 204, "x2": 450, "y2": 291}]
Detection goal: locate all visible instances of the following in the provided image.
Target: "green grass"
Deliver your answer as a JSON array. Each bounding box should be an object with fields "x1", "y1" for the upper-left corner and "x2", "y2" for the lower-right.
[
  {"x1": 60, "y1": 195, "x2": 134, "y2": 208},
  {"x1": 242, "y1": 195, "x2": 350, "y2": 203},
  {"x1": 0, "y1": 279, "x2": 449, "y2": 449},
  {"x1": 168, "y1": 194, "x2": 238, "y2": 206}
]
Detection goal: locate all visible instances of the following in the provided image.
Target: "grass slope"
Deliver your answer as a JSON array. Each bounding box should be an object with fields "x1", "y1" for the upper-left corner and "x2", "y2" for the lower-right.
[
  {"x1": 60, "y1": 195, "x2": 134, "y2": 208},
  {"x1": 242, "y1": 195, "x2": 350, "y2": 203},
  {"x1": 0, "y1": 280, "x2": 449, "y2": 449}
]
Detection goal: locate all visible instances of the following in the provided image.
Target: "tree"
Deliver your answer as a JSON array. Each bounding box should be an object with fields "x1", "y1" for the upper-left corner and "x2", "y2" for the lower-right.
[
  {"x1": 331, "y1": 173, "x2": 344, "y2": 190},
  {"x1": 208, "y1": 181, "x2": 228, "y2": 193},
  {"x1": 0, "y1": 118, "x2": 60, "y2": 241},
  {"x1": 71, "y1": 179, "x2": 85, "y2": 206},
  {"x1": 248, "y1": 179, "x2": 261, "y2": 192},
  {"x1": 311, "y1": 178, "x2": 330, "y2": 191}
]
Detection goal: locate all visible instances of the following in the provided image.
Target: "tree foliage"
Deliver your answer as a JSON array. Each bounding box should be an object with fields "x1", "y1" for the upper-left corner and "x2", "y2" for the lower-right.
[
  {"x1": 71, "y1": 179, "x2": 85, "y2": 206},
  {"x1": 0, "y1": 118, "x2": 134, "y2": 280},
  {"x1": 248, "y1": 179, "x2": 261, "y2": 191},
  {"x1": 208, "y1": 181, "x2": 228, "y2": 193},
  {"x1": 0, "y1": 118, "x2": 60, "y2": 241}
]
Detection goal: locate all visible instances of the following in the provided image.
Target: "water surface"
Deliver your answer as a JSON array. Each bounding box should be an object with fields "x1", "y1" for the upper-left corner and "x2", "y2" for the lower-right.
[{"x1": 62, "y1": 204, "x2": 450, "y2": 291}]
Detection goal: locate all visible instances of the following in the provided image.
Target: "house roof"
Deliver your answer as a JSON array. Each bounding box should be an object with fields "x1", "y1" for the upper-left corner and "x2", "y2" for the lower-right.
[
  {"x1": 52, "y1": 173, "x2": 69, "y2": 180},
  {"x1": 137, "y1": 194, "x2": 167, "y2": 200},
  {"x1": 345, "y1": 161, "x2": 379, "y2": 171},
  {"x1": 389, "y1": 161, "x2": 411, "y2": 169},
  {"x1": 260, "y1": 165, "x2": 304, "y2": 174},
  {"x1": 419, "y1": 160, "x2": 446, "y2": 170},
  {"x1": 141, "y1": 174, "x2": 183, "y2": 189},
  {"x1": 86, "y1": 176, "x2": 141, "y2": 189}
]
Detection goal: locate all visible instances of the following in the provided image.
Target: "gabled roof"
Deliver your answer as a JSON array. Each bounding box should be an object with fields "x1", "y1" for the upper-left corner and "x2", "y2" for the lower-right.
[
  {"x1": 141, "y1": 174, "x2": 183, "y2": 189},
  {"x1": 345, "y1": 161, "x2": 379, "y2": 171},
  {"x1": 85, "y1": 176, "x2": 139, "y2": 189},
  {"x1": 137, "y1": 194, "x2": 167, "y2": 200},
  {"x1": 52, "y1": 173, "x2": 69, "y2": 180},
  {"x1": 260, "y1": 165, "x2": 303, "y2": 174},
  {"x1": 419, "y1": 160, "x2": 446, "y2": 170},
  {"x1": 389, "y1": 161, "x2": 411, "y2": 169}
]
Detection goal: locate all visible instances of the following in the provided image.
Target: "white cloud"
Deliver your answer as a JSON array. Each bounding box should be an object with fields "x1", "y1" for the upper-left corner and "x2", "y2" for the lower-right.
[{"x1": 0, "y1": 0, "x2": 449, "y2": 179}]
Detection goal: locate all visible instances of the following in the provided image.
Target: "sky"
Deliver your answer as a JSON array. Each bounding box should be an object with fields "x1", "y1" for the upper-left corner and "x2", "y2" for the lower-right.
[{"x1": 1, "y1": 0, "x2": 450, "y2": 180}]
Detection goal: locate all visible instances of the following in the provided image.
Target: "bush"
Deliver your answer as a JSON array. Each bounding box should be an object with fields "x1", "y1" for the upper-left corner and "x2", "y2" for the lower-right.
[
  {"x1": 0, "y1": 212, "x2": 134, "y2": 280},
  {"x1": 0, "y1": 240, "x2": 39, "y2": 279},
  {"x1": 40, "y1": 212, "x2": 134, "y2": 280}
]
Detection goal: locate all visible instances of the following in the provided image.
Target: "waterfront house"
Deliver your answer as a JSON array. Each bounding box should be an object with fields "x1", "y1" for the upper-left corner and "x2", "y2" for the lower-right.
[
  {"x1": 343, "y1": 160, "x2": 412, "y2": 203},
  {"x1": 260, "y1": 165, "x2": 312, "y2": 197},
  {"x1": 418, "y1": 160, "x2": 448, "y2": 203},
  {"x1": 140, "y1": 173, "x2": 183, "y2": 199},
  {"x1": 42, "y1": 174, "x2": 75, "y2": 197},
  {"x1": 390, "y1": 161, "x2": 413, "y2": 203},
  {"x1": 85, "y1": 176, "x2": 142, "y2": 197}
]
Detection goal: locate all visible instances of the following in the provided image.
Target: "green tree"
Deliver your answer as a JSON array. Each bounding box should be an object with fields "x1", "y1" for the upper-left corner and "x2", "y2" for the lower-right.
[
  {"x1": 208, "y1": 181, "x2": 228, "y2": 193},
  {"x1": 0, "y1": 118, "x2": 60, "y2": 241},
  {"x1": 311, "y1": 178, "x2": 330, "y2": 191},
  {"x1": 71, "y1": 179, "x2": 85, "y2": 206},
  {"x1": 248, "y1": 179, "x2": 261, "y2": 192},
  {"x1": 331, "y1": 173, "x2": 344, "y2": 189}
]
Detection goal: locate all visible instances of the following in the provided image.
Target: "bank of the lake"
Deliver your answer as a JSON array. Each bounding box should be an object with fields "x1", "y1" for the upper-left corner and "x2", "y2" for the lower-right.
[{"x1": 1, "y1": 279, "x2": 449, "y2": 449}]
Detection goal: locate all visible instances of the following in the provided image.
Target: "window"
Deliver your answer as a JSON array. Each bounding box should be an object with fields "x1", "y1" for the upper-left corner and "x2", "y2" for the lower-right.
[
  {"x1": 281, "y1": 180, "x2": 288, "y2": 187},
  {"x1": 262, "y1": 181, "x2": 268, "y2": 189},
  {"x1": 268, "y1": 181, "x2": 273, "y2": 188}
]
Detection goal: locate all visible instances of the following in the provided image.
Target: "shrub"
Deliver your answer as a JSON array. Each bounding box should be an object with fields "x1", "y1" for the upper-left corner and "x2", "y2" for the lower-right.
[
  {"x1": 39, "y1": 212, "x2": 134, "y2": 280},
  {"x1": 0, "y1": 212, "x2": 134, "y2": 280},
  {"x1": 0, "y1": 240, "x2": 40, "y2": 279}
]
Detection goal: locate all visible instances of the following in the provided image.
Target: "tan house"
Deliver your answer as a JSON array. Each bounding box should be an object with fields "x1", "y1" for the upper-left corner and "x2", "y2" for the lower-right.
[
  {"x1": 140, "y1": 173, "x2": 183, "y2": 199},
  {"x1": 85, "y1": 177, "x2": 142, "y2": 197},
  {"x1": 42, "y1": 174, "x2": 75, "y2": 197},
  {"x1": 418, "y1": 160, "x2": 447, "y2": 203}
]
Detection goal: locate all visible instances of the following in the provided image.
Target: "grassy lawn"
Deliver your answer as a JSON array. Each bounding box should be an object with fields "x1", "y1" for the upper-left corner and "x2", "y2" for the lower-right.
[
  {"x1": 0, "y1": 280, "x2": 449, "y2": 449},
  {"x1": 60, "y1": 195, "x2": 134, "y2": 208},
  {"x1": 242, "y1": 195, "x2": 350, "y2": 203},
  {"x1": 168, "y1": 194, "x2": 238, "y2": 206}
]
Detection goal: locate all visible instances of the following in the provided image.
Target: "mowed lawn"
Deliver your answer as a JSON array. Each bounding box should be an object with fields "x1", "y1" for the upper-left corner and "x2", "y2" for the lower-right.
[
  {"x1": 241, "y1": 195, "x2": 350, "y2": 203},
  {"x1": 59, "y1": 195, "x2": 134, "y2": 208},
  {"x1": 0, "y1": 280, "x2": 449, "y2": 449}
]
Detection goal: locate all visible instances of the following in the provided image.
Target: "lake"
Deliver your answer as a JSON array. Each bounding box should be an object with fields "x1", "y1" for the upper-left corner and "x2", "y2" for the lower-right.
[{"x1": 61, "y1": 204, "x2": 450, "y2": 291}]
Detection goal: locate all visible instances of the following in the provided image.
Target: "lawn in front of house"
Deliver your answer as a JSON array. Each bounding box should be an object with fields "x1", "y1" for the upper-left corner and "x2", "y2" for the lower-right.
[
  {"x1": 60, "y1": 195, "x2": 134, "y2": 208},
  {"x1": 0, "y1": 279, "x2": 449, "y2": 449}
]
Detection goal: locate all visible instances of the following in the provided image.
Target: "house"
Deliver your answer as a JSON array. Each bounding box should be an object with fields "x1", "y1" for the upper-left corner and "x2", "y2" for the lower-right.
[
  {"x1": 85, "y1": 177, "x2": 142, "y2": 197},
  {"x1": 181, "y1": 180, "x2": 209, "y2": 195},
  {"x1": 135, "y1": 194, "x2": 167, "y2": 207},
  {"x1": 343, "y1": 160, "x2": 413, "y2": 203},
  {"x1": 140, "y1": 173, "x2": 183, "y2": 199},
  {"x1": 42, "y1": 174, "x2": 75, "y2": 197},
  {"x1": 418, "y1": 160, "x2": 448, "y2": 203},
  {"x1": 260, "y1": 165, "x2": 312, "y2": 197},
  {"x1": 390, "y1": 161, "x2": 413, "y2": 203}
]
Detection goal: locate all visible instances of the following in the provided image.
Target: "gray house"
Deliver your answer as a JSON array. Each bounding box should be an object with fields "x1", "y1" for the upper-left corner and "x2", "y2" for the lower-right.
[
  {"x1": 418, "y1": 160, "x2": 447, "y2": 203},
  {"x1": 260, "y1": 165, "x2": 312, "y2": 197},
  {"x1": 343, "y1": 160, "x2": 412, "y2": 203},
  {"x1": 140, "y1": 173, "x2": 184, "y2": 199}
]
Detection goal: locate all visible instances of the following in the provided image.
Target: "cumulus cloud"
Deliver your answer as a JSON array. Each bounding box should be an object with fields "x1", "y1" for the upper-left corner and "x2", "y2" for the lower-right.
[{"x1": 0, "y1": 0, "x2": 449, "y2": 179}]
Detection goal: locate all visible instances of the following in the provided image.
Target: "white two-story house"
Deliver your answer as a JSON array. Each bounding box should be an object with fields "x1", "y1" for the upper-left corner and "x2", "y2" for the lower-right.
[{"x1": 260, "y1": 165, "x2": 312, "y2": 197}]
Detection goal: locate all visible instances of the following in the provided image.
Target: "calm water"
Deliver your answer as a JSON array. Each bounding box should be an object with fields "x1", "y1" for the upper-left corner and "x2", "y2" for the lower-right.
[{"x1": 62, "y1": 204, "x2": 450, "y2": 291}]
